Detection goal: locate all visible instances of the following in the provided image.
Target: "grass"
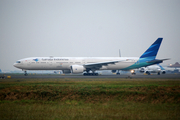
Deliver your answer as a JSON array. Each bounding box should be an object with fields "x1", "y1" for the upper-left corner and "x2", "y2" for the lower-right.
[
  {"x1": 0, "y1": 78, "x2": 180, "y2": 120},
  {"x1": 0, "y1": 100, "x2": 179, "y2": 120}
]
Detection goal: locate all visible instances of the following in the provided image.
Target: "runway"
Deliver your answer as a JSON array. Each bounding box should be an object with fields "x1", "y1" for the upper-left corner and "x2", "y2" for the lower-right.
[{"x1": 7, "y1": 73, "x2": 180, "y2": 79}]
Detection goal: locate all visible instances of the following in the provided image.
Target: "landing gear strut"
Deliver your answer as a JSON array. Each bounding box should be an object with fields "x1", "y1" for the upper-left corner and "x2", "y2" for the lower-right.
[
  {"x1": 24, "y1": 71, "x2": 28, "y2": 76},
  {"x1": 116, "y1": 70, "x2": 120, "y2": 75}
]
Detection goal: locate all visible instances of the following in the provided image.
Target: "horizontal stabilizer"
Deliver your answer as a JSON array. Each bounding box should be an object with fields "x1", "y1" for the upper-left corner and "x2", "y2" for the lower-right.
[{"x1": 146, "y1": 58, "x2": 170, "y2": 64}]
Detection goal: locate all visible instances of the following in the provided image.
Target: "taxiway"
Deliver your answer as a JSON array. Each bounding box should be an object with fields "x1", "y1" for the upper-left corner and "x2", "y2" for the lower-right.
[{"x1": 6, "y1": 74, "x2": 180, "y2": 79}]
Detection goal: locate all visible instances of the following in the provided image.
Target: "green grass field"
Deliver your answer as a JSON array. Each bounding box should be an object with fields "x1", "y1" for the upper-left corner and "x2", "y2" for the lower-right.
[{"x1": 0, "y1": 78, "x2": 180, "y2": 120}]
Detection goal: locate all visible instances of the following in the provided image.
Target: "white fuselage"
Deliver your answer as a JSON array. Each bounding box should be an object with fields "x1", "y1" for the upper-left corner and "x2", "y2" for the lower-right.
[
  {"x1": 14, "y1": 57, "x2": 138, "y2": 71},
  {"x1": 139, "y1": 65, "x2": 165, "y2": 74},
  {"x1": 145, "y1": 65, "x2": 161, "y2": 73},
  {"x1": 13, "y1": 38, "x2": 166, "y2": 75}
]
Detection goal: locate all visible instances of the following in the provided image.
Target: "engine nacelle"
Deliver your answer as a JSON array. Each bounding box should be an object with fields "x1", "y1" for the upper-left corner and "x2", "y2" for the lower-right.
[
  {"x1": 62, "y1": 70, "x2": 71, "y2": 73},
  {"x1": 139, "y1": 68, "x2": 145, "y2": 73},
  {"x1": 145, "y1": 71, "x2": 151, "y2": 75},
  {"x1": 162, "y1": 71, "x2": 166, "y2": 74},
  {"x1": 71, "y1": 65, "x2": 85, "y2": 73}
]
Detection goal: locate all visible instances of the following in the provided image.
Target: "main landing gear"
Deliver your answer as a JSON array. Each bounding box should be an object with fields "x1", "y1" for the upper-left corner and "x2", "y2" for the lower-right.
[
  {"x1": 116, "y1": 70, "x2": 120, "y2": 75},
  {"x1": 83, "y1": 69, "x2": 99, "y2": 76},
  {"x1": 24, "y1": 70, "x2": 28, "y2": 76}
]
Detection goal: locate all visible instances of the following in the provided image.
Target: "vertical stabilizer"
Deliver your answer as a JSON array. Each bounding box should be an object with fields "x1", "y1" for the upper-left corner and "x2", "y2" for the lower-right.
[
  {"x1": 158, "y1": 64, "x2": 165, "y2": 70},
  {"x1": 139, "y1": 38, "x2": 163, "y2": 62}
]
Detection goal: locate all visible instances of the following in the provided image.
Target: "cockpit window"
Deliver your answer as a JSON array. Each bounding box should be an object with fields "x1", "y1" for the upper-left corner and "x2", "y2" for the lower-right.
[{"x1": 16, "y1": 61, "x2": 21, "y2": 63}]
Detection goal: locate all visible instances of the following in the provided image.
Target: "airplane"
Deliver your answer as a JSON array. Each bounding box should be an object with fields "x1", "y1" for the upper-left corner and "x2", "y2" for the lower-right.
[
  {"x1": 167, "y1": 62, "x2": 180, "y2": 73},
  {"x1": 138, "y1": 64, "x2": 166, "y2": 75},
  {"x1": 13, "y1": 38, "x2": 169, "y2": 76},
  {"x1": 168, "y1": 62, "x2": 180, "y2": 68}
]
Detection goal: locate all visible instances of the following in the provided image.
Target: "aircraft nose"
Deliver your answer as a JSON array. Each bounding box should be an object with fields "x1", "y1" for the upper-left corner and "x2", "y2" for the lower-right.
[{"x1": 13, "y1": 63, "x2": 18, "y2": 68}]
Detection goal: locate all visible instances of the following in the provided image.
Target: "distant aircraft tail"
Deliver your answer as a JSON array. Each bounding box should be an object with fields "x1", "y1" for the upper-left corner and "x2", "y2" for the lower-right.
[
  {"x1": 157, "y1": 64, "x2": 166, "y2": 70},
  {"x1": 138, "y1": 38, "x2": 163, "y2": 62}
]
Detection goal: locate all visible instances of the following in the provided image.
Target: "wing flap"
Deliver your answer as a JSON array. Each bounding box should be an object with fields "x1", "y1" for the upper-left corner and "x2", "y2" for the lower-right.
[{"x1": 83, "y1": 60, "x2": 124, "y2": 69}]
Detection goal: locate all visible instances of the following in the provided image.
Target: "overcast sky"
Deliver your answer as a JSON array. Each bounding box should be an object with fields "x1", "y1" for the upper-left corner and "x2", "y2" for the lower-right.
[{"x1": 0, "y1": 0, "x2": 180, "y2": 71}]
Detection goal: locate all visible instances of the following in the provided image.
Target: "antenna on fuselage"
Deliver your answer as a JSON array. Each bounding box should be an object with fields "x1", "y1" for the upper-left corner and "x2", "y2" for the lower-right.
[
  {"x1": 119, "y1": 49, "x2": 121, "y2": 57},
  {"x1": 116, "y1": 49, "x2": 121, "y2": 75}
]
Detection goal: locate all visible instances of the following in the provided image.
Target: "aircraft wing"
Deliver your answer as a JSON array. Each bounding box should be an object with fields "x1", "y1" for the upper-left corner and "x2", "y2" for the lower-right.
[{"x1": 83, "y1": 60, "x2": 124, "y2": 69}]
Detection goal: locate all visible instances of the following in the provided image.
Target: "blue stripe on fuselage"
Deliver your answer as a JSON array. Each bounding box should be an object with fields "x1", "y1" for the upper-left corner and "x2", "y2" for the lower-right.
[
  {"x1": 121, "y1": 60, "x2": 163, "y2": 70},
  {"x1": 121, "y1": 62, "x2": 152, "y2": 70}
]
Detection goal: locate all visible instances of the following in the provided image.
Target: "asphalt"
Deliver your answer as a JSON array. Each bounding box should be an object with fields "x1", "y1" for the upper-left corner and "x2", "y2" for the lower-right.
[{"x1": 6, "y1": 73, "x2": 180, "y2": 79}]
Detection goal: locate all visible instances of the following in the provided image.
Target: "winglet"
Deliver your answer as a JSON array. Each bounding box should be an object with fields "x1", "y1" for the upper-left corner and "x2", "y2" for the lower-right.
[{"x1": 139, "y1": 38, "x2": 163, "y2": 62}]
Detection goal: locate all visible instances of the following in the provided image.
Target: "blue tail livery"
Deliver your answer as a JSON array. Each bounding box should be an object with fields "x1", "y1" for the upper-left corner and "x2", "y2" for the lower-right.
[
  {"x1": 157, "y1": 64, "x2": 166, "y2": 70},
  {"x1": 122, "y1": 38, "x2": 169, "y2": 70},
  {"x1": 137, "y1": 38, "x2": 170, "y2": 67},
  {"x1": 139, "y1": 38, "x2": 163, "y2": 62}
]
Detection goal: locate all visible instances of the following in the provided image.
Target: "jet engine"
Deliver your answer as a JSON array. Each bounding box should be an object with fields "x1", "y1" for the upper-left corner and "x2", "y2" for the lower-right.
[
  {"x1": 162, "y1": 71, "x2": 166, "y2": 74},
  {"x1": 139, "y1": 67, "x2": 145, "y2": 73},
  {"x1": 71, "y1": 65, "x2": 85, "y2": 73},
  {"x1": 145, "y1": 71, "x2": 151, "y2": 75}
]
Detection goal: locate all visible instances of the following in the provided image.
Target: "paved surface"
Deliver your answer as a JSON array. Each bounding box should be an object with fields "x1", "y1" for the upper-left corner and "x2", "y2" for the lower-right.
[{"x1": 7, "y1": 74, "x2": 180, "y2": 79}]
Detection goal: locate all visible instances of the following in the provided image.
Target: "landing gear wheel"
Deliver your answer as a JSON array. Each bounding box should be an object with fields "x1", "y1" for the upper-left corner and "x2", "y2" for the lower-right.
[
  {"x1": 95, "y1": 73, "x2": 98, "y2": 76},
  {"x1": 146, "y1": 72, "x2": 150, "y2": 75},
  {"x1": 116, "y1": 73, "x2": 120, "y2": 75},
  {"x1": 24, "y1": 71, "x2": 28, "y2": 76},
  {"x1": 132, "y1": 73, "x2": 136, "y2": 75}
]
